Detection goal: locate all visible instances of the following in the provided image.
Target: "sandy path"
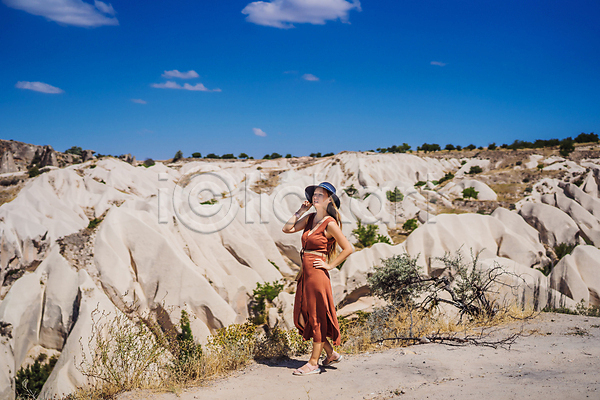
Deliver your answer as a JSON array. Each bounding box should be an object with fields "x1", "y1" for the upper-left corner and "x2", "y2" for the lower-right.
[{"x1": 118, "y1": 313, "x2": 600, "y2": 400}]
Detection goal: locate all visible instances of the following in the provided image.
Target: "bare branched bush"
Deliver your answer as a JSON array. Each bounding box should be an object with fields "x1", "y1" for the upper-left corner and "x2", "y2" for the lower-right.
[{"x1": 368, "y1": 249, "x2": 522, "y2": 321}]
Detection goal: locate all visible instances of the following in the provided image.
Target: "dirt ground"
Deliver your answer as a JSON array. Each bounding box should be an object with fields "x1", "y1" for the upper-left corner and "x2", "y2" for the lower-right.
[{"x1": 117, "y1": 312, "x2": 600, "y2": 400}]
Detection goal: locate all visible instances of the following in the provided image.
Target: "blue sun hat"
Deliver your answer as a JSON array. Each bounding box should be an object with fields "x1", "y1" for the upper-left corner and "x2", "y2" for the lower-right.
[{"x1": 305, "y1": 181, "x2": 341, "y2": 209}]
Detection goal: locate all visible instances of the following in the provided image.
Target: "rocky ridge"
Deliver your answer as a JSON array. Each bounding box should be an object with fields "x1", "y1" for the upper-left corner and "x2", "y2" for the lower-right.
[{"x1": 1, "y1": 143, "x2": 600, "y2": 398}]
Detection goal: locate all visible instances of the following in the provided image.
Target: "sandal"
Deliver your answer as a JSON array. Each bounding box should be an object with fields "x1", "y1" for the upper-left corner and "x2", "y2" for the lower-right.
[
  {"x1": 293, "y1": 363, "x2": 321, "y2": 376},
  {"x1": 322, "y1": 352, "x2": 343, "y2": 367}
]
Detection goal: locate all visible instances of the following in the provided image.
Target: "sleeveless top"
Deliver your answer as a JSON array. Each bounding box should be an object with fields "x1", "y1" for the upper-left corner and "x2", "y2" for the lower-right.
[{"x1": 301, "y1": 213, "x2": 336, "y2": 255}]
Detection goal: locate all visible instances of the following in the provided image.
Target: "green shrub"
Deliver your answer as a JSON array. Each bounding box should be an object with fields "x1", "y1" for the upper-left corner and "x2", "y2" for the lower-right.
[
  {"x1": 191, "y1": 152, "x2": 202, "y2": 158},
  {"x1": 172, "y1": 150, "x2": 184, "y2": 162},
  {"x1": 16, "y1": 354, "x2": 58, "y2": 398},
  {"x1": 238, "y1": 153, "x2": 249, "y2": 159},
  {"x1": 417, "y1": 143, "x2": 441, "y2": 152},
  {"x1": 344, "y1": 184, "x2": 359, "y2": 198},
  {"x1": 462, "y1": 187, "x2": 479, "y2": 199},
  {"x1": 367, "y1": 253, "x2": 423, "y2": 306},
  {"x1": 206, "y1": 153, "x2": 220, "y2": 159},
  {"x1": 554, "y1": 242, "x2": 576, "y2": 261},
  {"x1": 170, "y1": 310, "x2": 203, "y2": 382},
  {"x1": 222, "y1": 153, "x2": 236, "y2": 159},
  {"x1": 143, "y1": 158, "x2": 155, "y2": 167},
  {"x1": 467, "y1": 165, "x2": 483, "y2": 175},
  {"x1": 87, "y1": 218, "x2": 102, "y2": 229},
  {"x1": 206, "y1": 323, "x2": 256, "y2": 372},
  {"x1": 488, "y1": 143, "x2": 497, "y2": 150},
  {"x1": 352, "y1": 219, "x2": 391, "y2": 248},
  {"x1": 386, "y1": 187, "x2": 403, "y2": 202},
  {"x1": 559, "y1": 139, "x2": 575, "y2": 157},
  {"x1": 251, "y1": 281, "x2": 284, "y2": 324},
  {"x1": 437, "y1": 172, "x2": 454, "y2": 185},
  {"x1": 414, "y1": 181, "x2": 426, "y2": 188},
  {"x1": 254, "y1": 327, "x2": 310, "y2": 359},
  {"x1": 28, "y1": 166, "x2": 41, "y2": 178},
  {"x1": 574, "y1": 132, "x2": 598, "y2": 143},
  {"x1": 402, "y1": 218, "x2": 418, "y2": 233},
  {"x1": 65, "y1": 146, "x2": 83, "y2": 156}
]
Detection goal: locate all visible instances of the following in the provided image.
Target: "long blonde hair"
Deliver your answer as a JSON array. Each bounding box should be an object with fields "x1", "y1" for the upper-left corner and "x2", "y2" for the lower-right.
[{"x1": 326, "y1": 198, "x2": 342, "y2": 263}]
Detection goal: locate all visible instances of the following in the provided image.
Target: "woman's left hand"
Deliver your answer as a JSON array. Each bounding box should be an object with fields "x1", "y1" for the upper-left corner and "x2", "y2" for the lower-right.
[{"x1": 314, "y1": 259, "x2": 333, "y2": 270}]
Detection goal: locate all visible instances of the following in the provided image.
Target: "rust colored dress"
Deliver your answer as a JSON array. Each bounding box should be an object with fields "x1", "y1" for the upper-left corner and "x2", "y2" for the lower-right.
[{"x1": 293, "y1": 213, "x2": 341, "y2": 345}]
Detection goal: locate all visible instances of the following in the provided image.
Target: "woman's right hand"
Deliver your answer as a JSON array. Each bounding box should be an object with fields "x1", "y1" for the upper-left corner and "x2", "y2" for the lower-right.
[{"x1": 297, "y1": 200, "x2": 311, "y2": 215}]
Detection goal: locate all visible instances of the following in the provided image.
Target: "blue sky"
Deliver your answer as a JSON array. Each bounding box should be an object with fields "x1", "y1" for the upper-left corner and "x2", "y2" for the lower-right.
[{"x1": 1, "y1": 0, "x2": 599, "y2": 160}]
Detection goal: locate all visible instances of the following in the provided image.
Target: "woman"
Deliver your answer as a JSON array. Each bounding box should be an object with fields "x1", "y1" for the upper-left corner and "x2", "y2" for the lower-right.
[{"x1": 282, "y1": 182, "x2": 354, "y2": 376}]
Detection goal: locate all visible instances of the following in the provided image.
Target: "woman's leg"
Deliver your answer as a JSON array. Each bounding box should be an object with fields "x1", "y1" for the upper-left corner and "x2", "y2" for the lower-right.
[
  {"x1": 309, "y1": 341, "x2": 324, "y2": 365},
  {"x1": 322, "y1": 338, "x2": 340, "y2": 364}
]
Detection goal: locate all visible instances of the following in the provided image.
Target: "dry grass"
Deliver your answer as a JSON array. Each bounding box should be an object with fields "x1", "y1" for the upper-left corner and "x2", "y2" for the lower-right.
[
  {"x1": 69, "y1": 313, "x2": 311, "y2": 399},
  {"x1": 339, "y1": 303, "x2": 534, "y2": 355}
]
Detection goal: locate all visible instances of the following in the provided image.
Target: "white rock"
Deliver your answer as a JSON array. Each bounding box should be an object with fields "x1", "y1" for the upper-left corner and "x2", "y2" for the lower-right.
[
  {"x1": 542, "y1": 191, "x2": 600, "y2": 246},
  {"x1": 525, "y1": 154, "x2": 544, "y2": 169},
  {"x1": 455, "y1": 159, "x2": 490, "y2": 177},
  {"x1": 518, "y1": 203, "x2": 580, "y2": 247},
  {"x1": 581, "y1": 171, "x2": 599, "y2": 197},
  {"x1": 550, "y1": 246, "x2": 600, "y2": 306},
  {"x1": 439, "y1": 179, "x2": 497, "y2": 201}
]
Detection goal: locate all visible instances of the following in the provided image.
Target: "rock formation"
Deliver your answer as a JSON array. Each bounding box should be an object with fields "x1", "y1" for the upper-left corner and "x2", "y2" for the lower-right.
[{"x1": 0, "y1": 146, "x2": 600, "y2": 398}]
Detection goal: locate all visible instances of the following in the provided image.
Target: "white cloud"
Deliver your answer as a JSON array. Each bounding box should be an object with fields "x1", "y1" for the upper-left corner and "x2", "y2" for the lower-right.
[
  {"x1": 430, "y1": 61, "x2": 447, "y2": 66},
  {"x1": 15, "y1": 81, "x2": 64, "y2": 94},
  {"x1": 302, "y1": 73, "x2": 319, "y2": 81},
  {"x1": 242, "y1": 0, "x2": 361, "y2": 29},
  {"x1": 131, "y1": 98, "x2": 147, "y2": 104},
  {"x1": 253, "y1": 128, "x2": 267, "y2": 137},
  {"x1": 93, "y1": 0, "x2": 114, "y2": 15},
  {"x1": 3, "y1": 0, "x2": 119, "y2": 27},
  {"x1": 151, "y1": 81, "x2": 221, "y2": 92},
  {"x1": 162, "y1": 70, "x2": 200, "y2": 79}
]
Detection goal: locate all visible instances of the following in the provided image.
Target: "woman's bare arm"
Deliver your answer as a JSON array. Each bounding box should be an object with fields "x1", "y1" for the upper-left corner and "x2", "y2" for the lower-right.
[
  {"x1": 282, "y1": 200, "x2": 312, "y2": 233},
  {"x1": 316, "y1": 221, "x2": 354, "y2": 270}
]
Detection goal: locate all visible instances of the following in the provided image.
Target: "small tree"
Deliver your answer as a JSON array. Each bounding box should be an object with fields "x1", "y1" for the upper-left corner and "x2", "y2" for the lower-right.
[
  {"x1": 559, "y1": 139, "x2": 575, "y2": 157},
  {"x1": 386, "y1": 187, "x2": 404, "y2": 202},
  {"x1": 402, "y1": 218, "x2": 419, "y2": 233},
  {"x1": 191, "y1": 152, "x2": 202, "y2": 158},
  {"x1": 65, "y1": 146, "x2": 83, "y2": 156},
  {"x1": 285, "y1": 154, "x2": 292, "y2": 158},
  {"x1": 445, "y1": 144, "x2": 455, "y2": 151},
  {"x1": 173, "y1": 150, "x2": 184, "y2": 162},
  {"x1": 143, "y1": 158, "x2": 155, "y2": 167},
  {"x1": 238, "y1": 153, "x2": 249, "y2": 159},
  {"x1": 488, "y1": 143, "x2": 497, "y2": 150},
  {"x1": 462, "y1": 187, "x2": 479, "y2": 199}
]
